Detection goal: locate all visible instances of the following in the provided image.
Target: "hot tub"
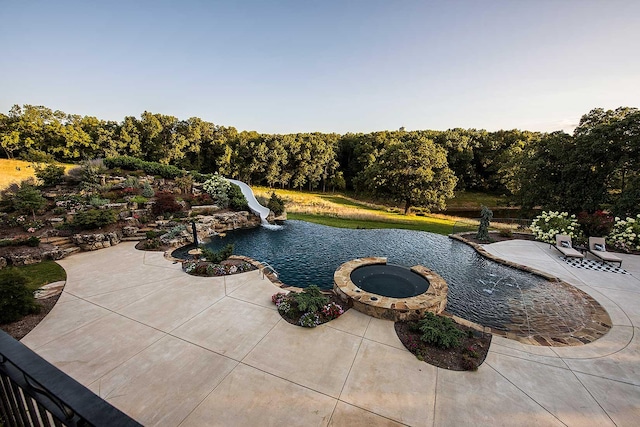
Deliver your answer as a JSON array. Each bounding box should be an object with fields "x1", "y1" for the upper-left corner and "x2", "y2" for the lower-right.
[
  {"x1": 333, "y1": 257, "x2": 448, "y2": 321},
  {"x1": 350, "y1": 264, "x2": 430, "y2": 298}
]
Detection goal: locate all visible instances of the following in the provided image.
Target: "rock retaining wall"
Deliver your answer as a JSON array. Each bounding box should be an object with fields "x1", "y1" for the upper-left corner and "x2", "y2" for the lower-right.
[{"x1": 72, "y1": 232, "x2": 122, "y2": 251}]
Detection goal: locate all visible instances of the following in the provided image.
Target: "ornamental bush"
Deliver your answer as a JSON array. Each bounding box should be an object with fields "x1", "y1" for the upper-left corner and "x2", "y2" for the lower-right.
[
  {"x1": 299, "y1": 312, "x2": 321, "y2": 328},
  {"x1": 72, "y1": 209, "x2": 117, "y2": 229},
  {"x1": 104, "y1": 156, "x2": 185, "y2": 179},
  {"x1": 292, "y1": 285, "x2": 328, "y2": 314},
  {"x1": 152, "y1": 191, "x2": 182, "y2": 216},
  {"x1": 530, "y1": 211, "x2": 581, "y2": 243},
  {"x1": 0, "y1": 268, "x2": 39, "y2": 324},
  {"x1": 608, "y1": 215, "x2": 640, "y2": 253},
  {"x1": 199, "y1": 243, "x2": 234, "y2": 264},
  {"x1": 227, "y1": 183, "x2": 249, "y2": 211},
  {"x1": 267, "y1": 192, "x2": 285, "y2": 216},
  {"x1": 577, "y1": 211, "x2": 614, "y2": 237},
  {"x1": 202, "y1": 174, "x2": 230, "y2": 208},
  {"x1": 34, "y1": 163, "x2": 65, "y2": 187},
  {"x1": 415, "y1": 312, "x2": 464, "y2": 349}
]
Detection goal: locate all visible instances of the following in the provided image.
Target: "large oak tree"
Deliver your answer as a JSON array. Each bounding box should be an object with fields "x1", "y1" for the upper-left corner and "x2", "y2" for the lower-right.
[{"x1": 362, "y1": 137, "x2": 457, "y2": 214}]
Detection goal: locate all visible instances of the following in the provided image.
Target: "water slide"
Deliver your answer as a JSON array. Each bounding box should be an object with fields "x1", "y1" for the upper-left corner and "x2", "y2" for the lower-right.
[{"x1": 227, "y1": 179, "x2": 271, "y2": 225}]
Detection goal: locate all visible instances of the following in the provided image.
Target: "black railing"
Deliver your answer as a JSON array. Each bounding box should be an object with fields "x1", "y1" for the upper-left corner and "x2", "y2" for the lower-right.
[{"x1": 0, "y1": 330, "x2": 141, "y2": 427}]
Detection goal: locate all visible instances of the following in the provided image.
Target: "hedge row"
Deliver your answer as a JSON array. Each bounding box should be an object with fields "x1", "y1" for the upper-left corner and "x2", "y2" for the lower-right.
[{"x1": 104, "y1": 156, "x2": 186, "y2": 179}]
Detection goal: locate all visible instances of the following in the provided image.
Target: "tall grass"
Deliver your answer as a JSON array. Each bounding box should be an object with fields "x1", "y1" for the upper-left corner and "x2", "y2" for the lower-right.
[{"x1": 0, "y1": 159, "x2": 75, "y2": 190}]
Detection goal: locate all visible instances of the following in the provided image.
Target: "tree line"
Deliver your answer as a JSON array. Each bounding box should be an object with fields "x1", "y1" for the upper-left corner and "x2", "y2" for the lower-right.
[{"x1": 1, "y1": 104, "x2": 638, "y2": 215}]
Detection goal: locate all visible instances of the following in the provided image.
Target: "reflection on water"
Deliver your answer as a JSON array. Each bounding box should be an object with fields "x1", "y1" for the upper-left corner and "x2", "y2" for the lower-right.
[{"x1": 173, "y1": 220, "x2": 579, "y2": 332}]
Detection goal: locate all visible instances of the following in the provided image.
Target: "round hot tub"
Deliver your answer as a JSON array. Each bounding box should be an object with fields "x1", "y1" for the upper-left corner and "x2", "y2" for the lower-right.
[
  {"x1": 334, "y1": 257, "x2": 448, "y2": 321},
  {"x1": 350, "y1": 264, "x2": 430, "y2": 298}
]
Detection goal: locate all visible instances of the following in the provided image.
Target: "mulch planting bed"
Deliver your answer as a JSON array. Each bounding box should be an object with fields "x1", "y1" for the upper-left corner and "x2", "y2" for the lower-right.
[
  {"x1": 1, "y1": 294, "x2": 60, "y2": 340},
  {"x1": 395, "y1": 320, "x2": 492, "y2": 371}
]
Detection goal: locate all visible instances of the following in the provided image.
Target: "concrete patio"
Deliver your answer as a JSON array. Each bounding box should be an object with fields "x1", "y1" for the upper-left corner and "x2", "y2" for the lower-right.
[{"x1": 21, "y1": 240, "x2": 640, "y2": 426}]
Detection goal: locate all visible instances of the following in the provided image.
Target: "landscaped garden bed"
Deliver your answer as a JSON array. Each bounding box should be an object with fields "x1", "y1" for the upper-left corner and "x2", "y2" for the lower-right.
[
  {"x1": 272, "y1": 286, "x2": 348, "y2": 327},
  {"x1": 395, "y1": 313, "x2": 491, "y2": 371}
]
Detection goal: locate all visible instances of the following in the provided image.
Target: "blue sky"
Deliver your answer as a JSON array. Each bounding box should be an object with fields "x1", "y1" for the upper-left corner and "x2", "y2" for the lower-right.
[{"x1": 2, "y1": 0, "x2": 639, "y2": 134}]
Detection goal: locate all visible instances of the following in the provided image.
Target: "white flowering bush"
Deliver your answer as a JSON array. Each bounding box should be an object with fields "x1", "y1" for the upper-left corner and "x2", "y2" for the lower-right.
[
  {"x1": 608, "y1": 215, "x2": 640, "y2": 252},
  {"x1": 530, "y1": 211, "x2": 581, "y2": 243},
  {"x1": 202, "y1": 173, "x2": 230, "y2": 208}
]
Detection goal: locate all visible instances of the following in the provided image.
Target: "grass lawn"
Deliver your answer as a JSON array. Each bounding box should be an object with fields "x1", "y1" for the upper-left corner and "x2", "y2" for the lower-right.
[
  {"x1": 15, "y1": 261, "x2": 67, "y2": 292},
  {"x1": 0, "y1": 158, "x2": 75, "y2": 190},
  {"x1": 254, "y1": 187, "x2": 472, "y2": 235},
  {"x1": 288, "y1": 213, "x2": 457, "y2": 235}
]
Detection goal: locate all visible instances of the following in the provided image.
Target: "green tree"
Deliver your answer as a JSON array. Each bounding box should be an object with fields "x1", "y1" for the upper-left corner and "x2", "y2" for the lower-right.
[
  {"x1": 0, "y1": 268, "x2": 39, "y2": 323},
  {"x1": 362, "y1": 138, "x2": 457, "y2": 214},
  {"x1": 14, "y1": 183, "x2": 47, "y2": 220},
  {"x1": 34, "y1": 163, "x2": 66, "y2": 186}
]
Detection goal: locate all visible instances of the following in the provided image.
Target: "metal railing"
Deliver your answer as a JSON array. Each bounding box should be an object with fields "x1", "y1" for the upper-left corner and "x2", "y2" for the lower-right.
[
  {"x1": 257, "y1": 261, "x2": 279, "y2": 279},
  {"x1": 0, "y1": 330, "x2": 141, "y2": 427}
]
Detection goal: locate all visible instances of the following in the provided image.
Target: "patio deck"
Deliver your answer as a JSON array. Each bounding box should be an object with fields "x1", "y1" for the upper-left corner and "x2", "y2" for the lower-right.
[{"x1": 20, "y1": 240, "x2": 640, "y2": 426}]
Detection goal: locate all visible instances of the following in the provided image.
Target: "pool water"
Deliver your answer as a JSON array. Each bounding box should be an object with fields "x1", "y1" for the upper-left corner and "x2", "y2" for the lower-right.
[
  {"x1": 173, "y1": 220, "x2": 591, "y2": 333},
  {"x1": 350, "y1": 264, "x2": 430, "y2": 298}
]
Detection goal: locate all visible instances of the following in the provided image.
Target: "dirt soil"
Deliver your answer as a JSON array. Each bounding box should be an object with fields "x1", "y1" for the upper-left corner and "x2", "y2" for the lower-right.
[
  {"x1": 395, "y1": 320, "x2": 492, "y2": 371},
  {"x1": 1, "y1": 294, "x2": 60, "y2": 340},
  {"x1": 462, "y1": 231, "x2": 535, "y2": 245}
]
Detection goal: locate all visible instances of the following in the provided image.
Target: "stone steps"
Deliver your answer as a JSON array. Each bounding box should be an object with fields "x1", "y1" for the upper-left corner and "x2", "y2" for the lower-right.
[
  {"x1": 62, "y1": 247, "x2": 81, "y2": 255},
  {"x1": 42, "y1": 236, "x2": 82, "y2": 257}
]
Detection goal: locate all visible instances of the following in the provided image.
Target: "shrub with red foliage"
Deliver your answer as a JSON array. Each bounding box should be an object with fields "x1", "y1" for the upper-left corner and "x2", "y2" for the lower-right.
[
  {"x1": 577, "y1": 210, "x2": 614, "y2": 237},
  {"x1": 152, "y1": 191, "x2": 182, "y2": 216},
  {"x1": 185, "y1": 193, "x2": 215, "y2": 207}
]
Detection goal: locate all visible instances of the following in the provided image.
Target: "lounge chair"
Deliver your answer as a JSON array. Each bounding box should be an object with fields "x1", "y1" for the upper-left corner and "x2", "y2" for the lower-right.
[
  {"x1": 588, "y1": 237, "x2": 623, "y2": 267},
  {"x1": 553, "y1": 234, "x2": 585, "y2": 260}
]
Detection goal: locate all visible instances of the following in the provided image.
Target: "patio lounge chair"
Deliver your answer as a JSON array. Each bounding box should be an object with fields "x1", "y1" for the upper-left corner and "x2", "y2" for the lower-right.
[
  {"x1": 588, "y1": 237, "x2": 623, "y2": 267},
  {"x1": 554, "y1": 234, "x2": 585, "y2": 260}
]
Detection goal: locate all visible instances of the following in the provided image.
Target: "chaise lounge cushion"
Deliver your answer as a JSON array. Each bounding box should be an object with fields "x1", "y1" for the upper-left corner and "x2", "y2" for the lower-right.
[
  {"x1": 554, "y1": 234, "x2": 584, "y2": 259},
  {"x1": 588, "y1": 237, "x2": 622, "y2": 266}
]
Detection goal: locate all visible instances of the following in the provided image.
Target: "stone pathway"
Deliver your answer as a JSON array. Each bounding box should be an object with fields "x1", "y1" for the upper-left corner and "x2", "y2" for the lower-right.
[{"x1": 21, "y1": 241, "x2": 640, "y2": 426}]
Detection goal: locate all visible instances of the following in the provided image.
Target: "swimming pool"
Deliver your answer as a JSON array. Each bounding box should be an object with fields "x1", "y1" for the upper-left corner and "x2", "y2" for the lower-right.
[{"x1": 173, "y1": 220, "x2": 601, "y2": 335}]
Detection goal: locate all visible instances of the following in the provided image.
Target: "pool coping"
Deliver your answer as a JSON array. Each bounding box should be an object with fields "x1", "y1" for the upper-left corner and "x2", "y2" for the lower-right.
[
  {"x1": 333, "y1": 257, "x2": 448, "y2": 321},
  {"x1": 449, "y1": 232, "x2": 612, "y2": 346}
]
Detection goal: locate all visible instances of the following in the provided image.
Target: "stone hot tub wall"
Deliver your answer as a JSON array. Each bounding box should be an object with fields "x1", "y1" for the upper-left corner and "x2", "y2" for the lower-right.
[{"x1": 333, "y1": 257, "x2": 448, "y2": 321}]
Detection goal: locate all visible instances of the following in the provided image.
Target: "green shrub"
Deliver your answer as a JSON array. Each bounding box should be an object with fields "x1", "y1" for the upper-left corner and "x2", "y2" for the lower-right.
[
  {"x1": 0, "y1": 268, "x2": 39, "y2": 324},
  {"x1": 104, "y1": 156, "x2": 185, "y2": 179},
  {"x1": 476, "y1": 206, "x2": 493, "y2": 241},
  {"x1": 0, "y1": 236, "x2": 39, "y2": 248},
  {"x1": 13, "y1": 184, "x2": 47, "y2": 220},
  {"x1": 175, "y1": 175, "x2": 194, "y2": 194},
  {"x1": 144, "y1": 238, "x2": 160, "y2": 250},
  {"x1": 79, "y1": 159, "x2": 106, "y2": 191},
  {"x1": 72, "y1": 209, "x2": 117, "y2": 229},
  {"x1": 26, "y1": 236, "x2": 40, "y2": 247},
  {"x1": 34, "y1": 163, "x2": 65, "y2": 187},
  {"x1": 190, "y1": 171, "x2": 212, "y2": 183},
  {"x1": 228, "y1": 183, "x2": 249, "y2": 211},
  {"x1": 415, "y1": 313, "x2": 464, "y2": 349},
  {"x1": 267, "y1": 192, "x2": 285, "y2": 216},
  {"x1": 146, "y1": 230, "x2": 164, "y2": 239},
  {"x1": 292, "y1": 285, "x2": 328, "y2": 314},
  {"x1": 130, "y1": 195, "x2": 148, "y2": 204},
  {"x1": 89, "y1": 196, "x2": 109, "y2": 207},
  {"x1": 141, "y1": 182, "x2": 155, "y2": 198},
  {"x1": 200, "y1": 244, "x2": 234, "y2": 263}
]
